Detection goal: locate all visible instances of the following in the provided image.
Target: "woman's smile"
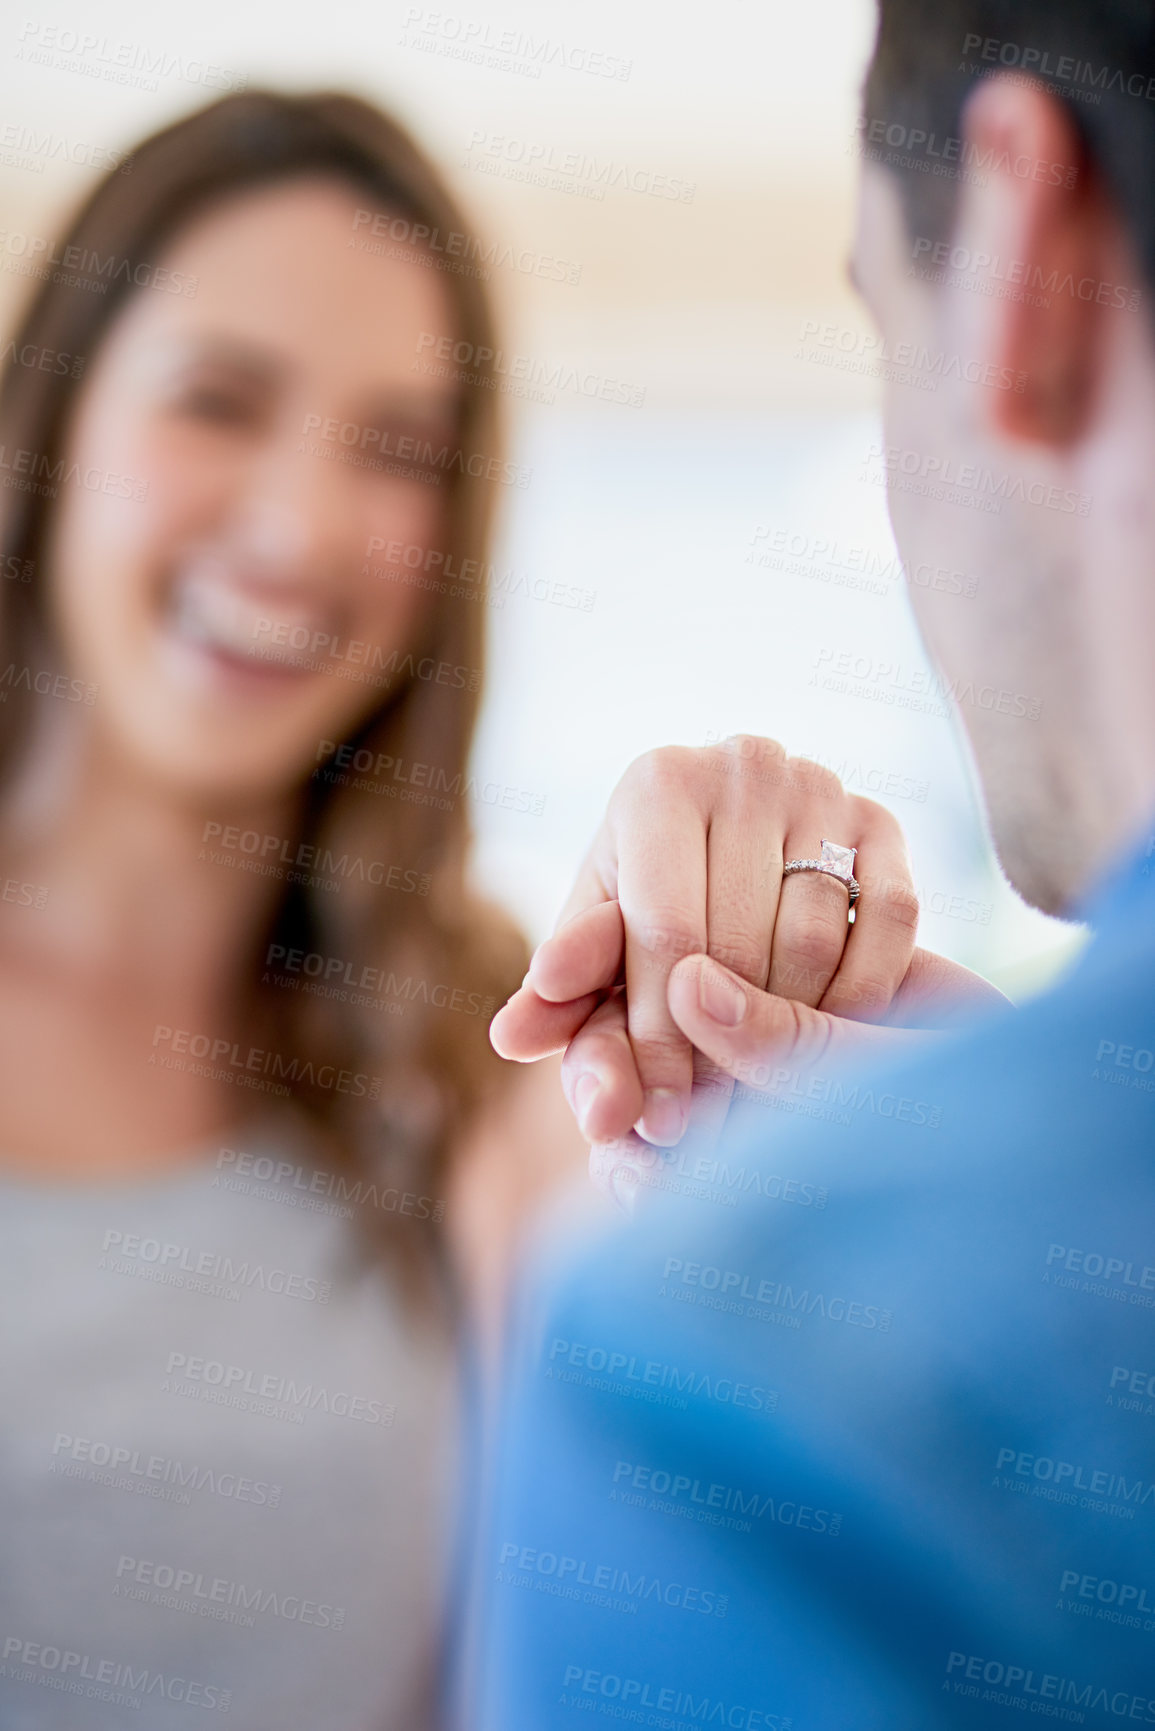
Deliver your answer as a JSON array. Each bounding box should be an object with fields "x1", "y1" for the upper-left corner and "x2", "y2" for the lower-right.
[{"x1": 162, "y1": 555, "x2": 347, "y2": 692}]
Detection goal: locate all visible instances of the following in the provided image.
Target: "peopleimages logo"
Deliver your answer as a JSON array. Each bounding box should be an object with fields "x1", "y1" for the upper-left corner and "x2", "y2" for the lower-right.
[
  {"x1": 414, "y1": 330, "x2": 646, "y2": 407},
  {"x1": 1, "y1": 1636, "x2": 230, "y2": 1712},
  {"x1": 198, "y1": 820, "x2": 431, "y2": 897},
  {"x1": 49, "y1": 1431, "x2": 281, "y2": 1507},
  {"x1": 960, "y1": 31, "x2": 1155, "y2": 104},
  {"x1": 1045, "y1": 1241, "x2": 1155, "y2": 1291},
  {"x1": 853, "y1": 114, "x2": 1078, "y2": 188},
  {"x1": 15, "y1": 22, "x2": 247, "y2": 93},
  {"x1": 0, "y1": 225, "x2": 197, "y2": 296},
  {"x1": 0, "y1": 443, "x2": 149, "y2": 501},
  {"x1": 99, "y1": 1227, "x2": 331, "y2": 1304},
  {"x1": 611, "y1": 1459, "x2": 843, "y2": 1537},
  {"x1": 0, "y1": 120, "x2": 133, "y2": 174},
  {"x1": 150, "y1": 1023, "x2": 381, "y2": 1099},
  {"x1": 910, "y1": 236, "x2": 1141, "y2": 312},
  {"x1": 399, "y1": 9, "x2": 633, "y2": 82},
  {"x1": 163, "y1": 1351, "x2": 393, "y2": 1425},
  {"x1": 864, "y1": 439, "x2": 1092, "y2": 516},
  {"x1": 546, "y1": 1336, "x2": 777, "y2": 1413},
  {"x1": 557, "y1": 1664, "x2": 789, "y2": 1727},
  {"x1": 363, "y1": 535, "x2": 597, "y2": 612},
  {"x1": 496, "y1": 1542, "x2": 728, "y2": 1617},
  {"x1": 301, "y1": 411, "x2": 531, "y2": 488},
  {"x1": 1058, "y1": 1565, "x2": 1155, "y2": 1616},
  {"x1": 114, "y1": 1554, "x2": 345, "y2": 1631},
  {"x1": 661, "y1": 1257, "x2": 893, "y2": 1329},
  {"x1": 463, "y1": 129, "x2": 696, "y2": 204},
  {"x1": 945, "y1": 1650, "x2": 1155, "y2": 1721},
  {"x1": 351, "y1": 208, "x2": 583, "y2": 286},
  {"x1": 993, "y1": 1444, "x2": 1155, "y2": 1510},
  {"x1": 213, "y1": 1146, "x2": 445, "y2": 1225}
]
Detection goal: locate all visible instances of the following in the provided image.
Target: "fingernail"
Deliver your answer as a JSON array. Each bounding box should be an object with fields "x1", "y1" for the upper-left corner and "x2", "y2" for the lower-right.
[
  {"x1": 572, "y1": 1072, "x2": 601, "y2": 1134},
  {"x1": 608, "y1": 1165, "x2": 639, "y2": 1214},
  {"x1": 697, "y1": 958, "x2": 747, "y2": 1026},
  {"x1": 637, "y1": 1087, "x2": 686, "y2": 1148}
]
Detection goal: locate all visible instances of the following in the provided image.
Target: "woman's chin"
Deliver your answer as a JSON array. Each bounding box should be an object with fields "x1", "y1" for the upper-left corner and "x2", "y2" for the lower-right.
[{"x1": 95, "y1": 703, "x2": 328, "y2": 813}]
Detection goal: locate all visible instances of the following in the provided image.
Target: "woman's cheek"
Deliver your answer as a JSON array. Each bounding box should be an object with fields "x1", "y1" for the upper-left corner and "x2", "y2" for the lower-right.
[
  {"x1": 368, "y1": 475, "x2": 446, "y2": 561},
  {"x1": 58, "y1": 424, "x2": 219, "y2": 594},
  {"x1": 358, "y1": 483, "x2": 448, "y2": 628}
]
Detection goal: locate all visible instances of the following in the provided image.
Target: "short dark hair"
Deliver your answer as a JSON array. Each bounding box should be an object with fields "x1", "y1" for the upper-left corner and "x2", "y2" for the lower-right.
[{"x1": 864, "y1": 1, "x2": 1155, "y2": 285}]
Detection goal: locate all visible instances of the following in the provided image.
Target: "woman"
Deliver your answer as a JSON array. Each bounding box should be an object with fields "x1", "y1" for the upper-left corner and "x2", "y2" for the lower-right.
[
  {"x1": 0, "y1": 88, "x2": 595, "y2": 1731},
  {"x1": 0, "y1": 88, "x2": 977, "y2": 1730}
]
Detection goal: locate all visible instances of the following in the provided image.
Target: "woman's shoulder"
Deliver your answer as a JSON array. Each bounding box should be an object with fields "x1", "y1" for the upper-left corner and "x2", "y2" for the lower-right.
[{"x1": 444, "y1": 1054, "x2": 609, "y2": 1351}]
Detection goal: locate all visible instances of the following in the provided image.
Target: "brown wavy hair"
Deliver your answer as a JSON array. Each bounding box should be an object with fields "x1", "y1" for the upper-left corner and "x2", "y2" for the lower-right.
[{"x1": 0, "y1": 89, "x2": 528, "y2": 1294}]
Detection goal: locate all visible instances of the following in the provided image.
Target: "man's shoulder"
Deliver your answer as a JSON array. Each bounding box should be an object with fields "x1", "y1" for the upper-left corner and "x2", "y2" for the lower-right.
[
  {"x1": 483, "y1": 868, "x2": 1155, "y2": 1731},
  {"x1": 736, "y1": 895, "x2": 1155, "y2": 1194},
  {"x1": 544, "y1": 905, "x2": 1155, "y2": 1386}
]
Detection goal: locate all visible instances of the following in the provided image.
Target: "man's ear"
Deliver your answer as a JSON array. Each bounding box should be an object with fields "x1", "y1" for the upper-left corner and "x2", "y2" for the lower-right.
[{"x1": 962, "y1": 74, "x2": 1117, "y2": 446}]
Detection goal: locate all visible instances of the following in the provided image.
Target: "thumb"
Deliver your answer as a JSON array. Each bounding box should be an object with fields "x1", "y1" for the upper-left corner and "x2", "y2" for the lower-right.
[{"x1": 667, "y1": 953, "x2": 936, "y2": 1085}]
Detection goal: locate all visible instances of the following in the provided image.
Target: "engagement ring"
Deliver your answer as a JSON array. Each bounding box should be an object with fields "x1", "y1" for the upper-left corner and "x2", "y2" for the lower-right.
[{"x1": 782, "y1": 839, "x2": 860, "y2": 908}]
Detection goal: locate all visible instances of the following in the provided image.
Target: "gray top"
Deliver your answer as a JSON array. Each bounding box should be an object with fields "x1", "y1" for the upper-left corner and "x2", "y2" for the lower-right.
[{"x1": 0, "y1": 1109, "x2": 460, "y2": 1729}]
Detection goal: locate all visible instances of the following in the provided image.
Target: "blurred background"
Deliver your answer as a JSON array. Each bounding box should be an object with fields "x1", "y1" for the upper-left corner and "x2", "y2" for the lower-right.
[{"x1": 0, "y1": 0, "x2": 1082, "y2": 995}]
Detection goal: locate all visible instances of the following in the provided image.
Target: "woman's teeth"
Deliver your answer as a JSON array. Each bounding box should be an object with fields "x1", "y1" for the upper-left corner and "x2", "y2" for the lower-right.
[{"x1": 170, "y1": 573, "x2": 331, "y2": 662}]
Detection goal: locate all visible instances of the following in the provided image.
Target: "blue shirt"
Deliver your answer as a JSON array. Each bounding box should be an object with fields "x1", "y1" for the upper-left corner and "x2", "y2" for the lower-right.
[{"x1": 477, "y1": 835, "x2": 1155, "y2": 1729}]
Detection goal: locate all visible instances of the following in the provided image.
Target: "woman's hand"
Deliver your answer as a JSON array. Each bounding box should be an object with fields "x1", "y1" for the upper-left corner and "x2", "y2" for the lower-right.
[{"x1": 490, "y1": 737, "x2": 1006, "y2": 1201}]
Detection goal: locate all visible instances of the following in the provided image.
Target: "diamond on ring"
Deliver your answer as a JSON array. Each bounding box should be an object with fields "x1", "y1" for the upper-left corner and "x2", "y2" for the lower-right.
[{"x1": 781, "y1": 839, "x2": 861, "y2": 909}]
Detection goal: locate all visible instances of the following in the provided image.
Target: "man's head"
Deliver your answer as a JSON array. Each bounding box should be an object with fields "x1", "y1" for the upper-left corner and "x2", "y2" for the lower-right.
[{"x1": 853, "y1": 2, "x2": 1155, "y2": 915}]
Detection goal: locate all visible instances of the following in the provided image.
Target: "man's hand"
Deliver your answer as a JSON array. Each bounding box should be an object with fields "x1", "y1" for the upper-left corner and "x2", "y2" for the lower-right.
[{"x1": 491, "y1": 738, "x2": 1006, "y2": 1200}]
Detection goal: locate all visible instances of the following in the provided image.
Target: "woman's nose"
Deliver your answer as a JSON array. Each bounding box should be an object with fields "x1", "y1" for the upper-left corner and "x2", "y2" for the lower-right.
[{"x1": 226, "y1": 427, "x2": 350, "y2": 584}]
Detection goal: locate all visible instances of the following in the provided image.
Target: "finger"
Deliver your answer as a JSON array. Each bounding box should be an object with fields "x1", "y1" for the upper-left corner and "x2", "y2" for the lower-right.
[
  {"x1": 527, "y1": 901, "x2": 624, "y2": 1003},
  {"x1": 818, "y1": 803, "x2": 920, "y2": 1023},
  {"x1": 552, "y1": 826, "x2": 619, "y2": 930},
  {"x1": 693, "y1": 758, "x2": 798, "y2": 1147},
  {"x1": 611, "y1": 753, "x2": 710, "y2": 1147},
  {"x1": 667, "y1": 952, "x2": 935, "y2": 1085},
  {"x1": 682, "y1": 1044, "x2": 737, "y2": 1149},
  {"x1": 769, "y1": 853, "x2": 857, "y2": 1009},
  {"x1": 491, "y1": 901, "x2": 624, "y2": 1062},
  {"x1": 560, "y1": 992, "x2": 644, "y2": 1143},
  {"x1": 588, "y1": 1132, "x2": 663, "y2": 1214},
  {"x1": 489, "y1": 985, "x2": 602, "y2": 1061},
  {"x1": 703, "y1": 768, "x2": 784, "y2": 994},
  {"x1": 887, "y1": 946, "x2": 1011, "y2": 1028}
]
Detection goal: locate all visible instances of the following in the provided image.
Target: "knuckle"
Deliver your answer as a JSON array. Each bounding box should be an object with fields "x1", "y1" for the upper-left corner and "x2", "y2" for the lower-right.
[
  {"x1": 785, "y1": 756, "x2": 844, "y2": 803},
  {"x1": 779, "y1": 907, "x2": 845, "y2": 973},
  {"x1": 707, "y1": 935, "x2": 768, "y2": 986},
  {"x1": 560, "y1": 1027, "x2": 621, "y2": 1081},
  {"x1": 778, "y1": 991, "x2": 832, "y2": 1068},
  {"x1": 850, "y1": 792, "x2": 900, "y2": 835},
  {"x1": 714, "y1": 732, "x2": 787, "y2": 762},
  {"x1": 687, "y1": 1066, "x2": 733, "y2": 1103},
  {"x1": 823, "y1": 972, "x2": 891, "y2": 1013},
  {"x1": 618, "y1": 745, "x2": 696, "y2": 802},
  {"x1": 874, "y1": 883, "x2": 921, "y2": 934},
  {"x1": 628, "y1": 1025, "x2": 691, "y2": 1069},
  {"x1": 769, "y1": 957, "x2": 830, "y2": 999},
  {"x1": 632, "y1": 907, "x2": 705, "y2": 970},
  {"x1": 708, "y1": 736, "x2": 790, "y2": 801}
]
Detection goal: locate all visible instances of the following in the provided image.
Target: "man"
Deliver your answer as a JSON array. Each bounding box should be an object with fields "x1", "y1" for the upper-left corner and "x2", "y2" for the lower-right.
[{"x1": 477, "y1": 2, "x2": 1155, "y2": 1726}]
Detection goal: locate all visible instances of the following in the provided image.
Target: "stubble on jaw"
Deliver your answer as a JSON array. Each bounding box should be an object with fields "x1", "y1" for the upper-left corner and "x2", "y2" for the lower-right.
[
  {"x1": 982, "y1": 751, "x2": 1093, "y2": 919},
  {"x1": 922, "y1": 529, "x2": 1101, "y2": 919}
]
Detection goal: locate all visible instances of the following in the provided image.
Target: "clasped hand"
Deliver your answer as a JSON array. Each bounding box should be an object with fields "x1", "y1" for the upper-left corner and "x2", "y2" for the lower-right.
[{"x1": 491, "y1": 737, "x2": 1005, "y2": 1205}]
